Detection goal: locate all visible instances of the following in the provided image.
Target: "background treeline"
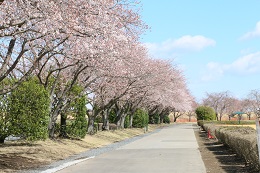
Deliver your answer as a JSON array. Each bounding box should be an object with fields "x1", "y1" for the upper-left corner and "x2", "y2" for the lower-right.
[{"x1": 198, "y1": 90, "x2": 260, "y2": 121}]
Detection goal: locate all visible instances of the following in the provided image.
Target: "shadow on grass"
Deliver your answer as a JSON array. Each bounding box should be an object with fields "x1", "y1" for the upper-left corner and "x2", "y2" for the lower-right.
[
  {"x1": 0, "y1": 142, "x2": 40, "y2": 147},
  {"x1": 0, "y1": 153, "x2": 46, "y2": 170}
]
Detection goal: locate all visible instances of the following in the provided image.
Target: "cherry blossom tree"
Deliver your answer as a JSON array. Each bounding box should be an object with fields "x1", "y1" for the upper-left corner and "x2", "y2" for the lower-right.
[
  {"x1": 225, "y1": 97, "x2": 242, "y2": 121},
  {"x1": 203, "y1": 91, "x2": 232, "y2": 121},
  {"x1": 87, "y1": 43, "x2": 151, "y2": 132},
  {"x1": 241, "y1": 99, "x2": 255, "y2": 120},
  {"x1": 31, "y1": 0, "x2": 147, "y2": 137},
  {"x1": 140, "y1": 59, "x2": 193, "y2": 123},
  {"x1": 187, "y1": 100, "x2": 198, "y2": 122},
  {"x1": 247, "y1": 89, "x2": 260, "y2": 118},
  {"x1": 87, "y1": 45, "x2": 194, "y2": 131},
  {"x1": 0, "y1": 0, "x2": 69, "y2": 94}
]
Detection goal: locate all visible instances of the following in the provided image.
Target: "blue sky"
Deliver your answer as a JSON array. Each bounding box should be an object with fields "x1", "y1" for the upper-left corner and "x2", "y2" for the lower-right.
[{"x1": 140, "y1": 0, "x2": 260, "y2": 102}]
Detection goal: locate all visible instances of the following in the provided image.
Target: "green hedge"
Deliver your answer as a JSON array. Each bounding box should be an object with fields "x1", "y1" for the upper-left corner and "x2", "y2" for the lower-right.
[{"x1": 200, "y1": 122, "x2": 259, "y2": 171}]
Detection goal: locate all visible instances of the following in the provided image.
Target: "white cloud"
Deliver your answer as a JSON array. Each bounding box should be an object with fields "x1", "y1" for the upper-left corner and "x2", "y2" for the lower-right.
[
  {"x1": 202, "y1": 52, "x2": 260, "y2": 81},
  {"x1": 240, "y1": 21, "x2": 260, "y2": 40},
  {"x1": 144, "y1": 35, "x2": 216, "y2": 59},
  {"x1": 162, "y1": 35, "x2": 216, "y2": 51},
  {"x1": 229, "y1": 52, "x2": 260, "y2": 73}
]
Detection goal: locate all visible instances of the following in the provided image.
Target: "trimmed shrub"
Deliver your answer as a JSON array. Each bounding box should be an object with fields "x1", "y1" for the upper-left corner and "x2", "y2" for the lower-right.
[
  {"x1": 0, "y1": 94, "x2": 11, "y2": 143},
  {"x1": 8, "y1": 78, "x2": 50, "y2": 141},
  {"x1": 108, "y1": 109, "x2": 117, "y2": 124},
  {"x1": 163, "y1": 115, "x2": 170, "y2": 124},
  {"x1": 67, "y1": 96, "x2": 88, "y2": 138},
  {"x1": 149, "y1": 113, "x2": 160, "y2": 124},
  {"x1": 133, "y1": 109, "x2": 148, "y2": 128},
  {"x1": 195, "y1": 106, "x2": 215, "y2": 121}
]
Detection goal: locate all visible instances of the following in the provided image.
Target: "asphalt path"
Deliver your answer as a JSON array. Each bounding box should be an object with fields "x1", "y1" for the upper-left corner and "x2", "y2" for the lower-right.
[{"x1": 56, "y1": 124, "x2": 206, "y2": 173}]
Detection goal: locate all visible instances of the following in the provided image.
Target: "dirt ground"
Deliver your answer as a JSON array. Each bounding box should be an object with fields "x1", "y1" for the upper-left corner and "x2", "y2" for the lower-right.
[{"x1": 194, "y1": 127, "x2": 258, "y2": 173}]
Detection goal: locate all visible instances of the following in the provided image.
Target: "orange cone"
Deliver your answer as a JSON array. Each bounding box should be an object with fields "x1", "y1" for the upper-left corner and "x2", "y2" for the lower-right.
[{"x1": 207, "y1": 130, "x2": 214, "y2": 139}]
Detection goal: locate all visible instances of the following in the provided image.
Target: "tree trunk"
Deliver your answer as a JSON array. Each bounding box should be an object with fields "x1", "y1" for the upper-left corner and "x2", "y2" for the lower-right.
[
  {"x1": 215, "y1": 113, "x2": 219, "y2": 121},
  {"x1": 120, "y1": 114, "x2": 126, "y2": 129},
  {"x1": 48, "y1": 100, "x2": 64, "y2": 138},
  {"x1": 59, "y1": 113, "x2": 68, "y2": 138},
  {"x1": 0, "y1": 137, "x2": 5, "y2": 143},
  {"x1": 48, "y1": 110, "x2": 59, "y2": 138},
  {"x1": 48, "y1": 123, "x2": 56, "y2": 138},
  {"x1": 87, "y1": 115, "x2": 95, "y2": 135},
  {"x1": 129, "y1": 114, "x2": 133, "y2": 128},
  {"x1": 248, "y1": 114, "x2": 251, "y2": 120},
  {"x1": 47, "y1": 81, "x2": 56, "y2": 138},
  {"x1": 238, "y1": 115, "x2": 242, "y2": 124},
  {"x1": 160, "y1": 114, "x2": 164, "y2": 123},
  {"x1": 115, "y1": 109, "x2": 122, "y2": 128},
  {"x1": 102, "y1": 110, "x2": 109, "y2": 131},
  {"x1": 173, "y1": 112, "x2": 177, "y2": 122},
  {"x1": 103, "y1": 119, "x2": 109, "y2": 130}
]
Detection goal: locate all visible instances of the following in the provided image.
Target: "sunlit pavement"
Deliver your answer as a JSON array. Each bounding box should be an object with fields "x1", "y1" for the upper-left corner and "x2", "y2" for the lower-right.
[{"x1": 56, "y1": 124, "x2": 206, "y2": 173}]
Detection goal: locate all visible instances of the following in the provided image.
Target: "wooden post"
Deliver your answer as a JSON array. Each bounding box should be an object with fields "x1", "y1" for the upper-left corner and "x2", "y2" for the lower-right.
[{"x1": 255, "y1": 117, "x2": 260, "y2": 165}]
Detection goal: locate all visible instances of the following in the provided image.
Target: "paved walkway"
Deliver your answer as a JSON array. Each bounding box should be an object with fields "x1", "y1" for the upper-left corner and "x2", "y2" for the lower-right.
[{"x1": 56, "y1": 123, "x2": 206, "y2": 173}]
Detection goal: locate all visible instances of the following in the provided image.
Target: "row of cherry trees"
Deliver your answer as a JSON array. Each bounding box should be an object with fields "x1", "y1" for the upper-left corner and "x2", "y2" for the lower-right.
[
  {"x1": 202, "y1": 90, "x2": 260, "y2": 121},
  {"x1": 0, "y1": 0, "x2": 193, "y2": 138}
]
